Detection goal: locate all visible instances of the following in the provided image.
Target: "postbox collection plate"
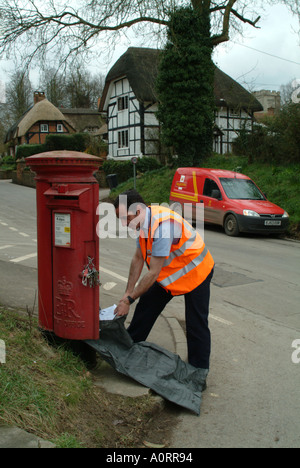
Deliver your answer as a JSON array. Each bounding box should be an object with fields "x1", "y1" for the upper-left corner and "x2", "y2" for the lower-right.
[{"x1": 54, "y1": 213, "x2": 71, "y2": 247}]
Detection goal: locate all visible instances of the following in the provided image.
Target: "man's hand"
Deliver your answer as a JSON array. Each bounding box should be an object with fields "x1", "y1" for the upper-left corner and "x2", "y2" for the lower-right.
[
  {"x1": 115, "y1": 299, "x2": 130, "y2": 317},
  {"x1": 115, "y1": 256, "x2": 165, "y2": 317}
]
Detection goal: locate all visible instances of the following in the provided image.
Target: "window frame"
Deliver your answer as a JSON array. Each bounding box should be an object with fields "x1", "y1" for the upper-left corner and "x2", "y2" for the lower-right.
[
  {"x1": 117, "y1": 95, "x2": 129, "y2": 112},
  {"x1": 118, "y1": 130, "x2": 129, "y2": 149},
  {"x1": 40, "y1": 123, "x2": 49, "y2": 133},
  {"x1": 203, "y1": 178, "x2": 220, "y2": 197}
]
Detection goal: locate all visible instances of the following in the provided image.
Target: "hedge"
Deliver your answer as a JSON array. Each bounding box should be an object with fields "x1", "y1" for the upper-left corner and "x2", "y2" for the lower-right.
[
  {"x1": 45, "y1": 133, "x2": 91, "y2": 152},
  {"x1": 15, "y1": 133, "x2": 91, "y2": 160},
  {"x1": 16, "y1": 144, "x2": 45, "y2": 159}
]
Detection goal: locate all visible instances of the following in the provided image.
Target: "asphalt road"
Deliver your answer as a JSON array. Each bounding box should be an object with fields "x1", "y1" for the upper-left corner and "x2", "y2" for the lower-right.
[{"x1": 0, "y1": 179, "x2": 299, "y2": 448}]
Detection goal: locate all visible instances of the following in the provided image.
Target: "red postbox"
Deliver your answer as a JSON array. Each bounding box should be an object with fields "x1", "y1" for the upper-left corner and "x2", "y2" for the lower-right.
[{"x1": 26, "y1": 151, "x2": 101, "y2": 340}]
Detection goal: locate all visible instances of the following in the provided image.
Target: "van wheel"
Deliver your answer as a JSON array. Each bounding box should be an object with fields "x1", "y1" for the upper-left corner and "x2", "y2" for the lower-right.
[{"x1": 224, "y1": 214, "x2": 239, "y2": 236}]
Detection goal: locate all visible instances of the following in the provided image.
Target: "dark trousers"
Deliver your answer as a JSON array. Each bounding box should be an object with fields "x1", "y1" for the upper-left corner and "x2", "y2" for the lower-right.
[{"x1": 127, "y1": 268, "x2": 214, "y2": 369}]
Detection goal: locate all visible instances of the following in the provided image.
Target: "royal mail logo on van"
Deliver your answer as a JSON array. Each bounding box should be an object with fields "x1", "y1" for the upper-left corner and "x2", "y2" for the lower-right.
[
  {"x1": 171, "y1": 171, "x2": 199, "y2": 202},
  {"x1": 176, "y1": 175, "x2": 187, "y2": 190},
  {"x1": 176, "y1": 181, "x2": 187, "y2": 189}
]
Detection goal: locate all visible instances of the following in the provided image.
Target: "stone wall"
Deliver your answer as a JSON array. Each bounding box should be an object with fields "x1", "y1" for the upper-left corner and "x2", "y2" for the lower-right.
[{"x1": 0, "y1": 170, "x2": 13, "y2": 180}]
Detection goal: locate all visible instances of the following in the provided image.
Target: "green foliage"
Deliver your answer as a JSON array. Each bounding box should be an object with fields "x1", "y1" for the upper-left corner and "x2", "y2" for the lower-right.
[
  {"x1": 45, "y1": 133, "x2": 91, "y2": 152},
  {"x1": 16, "y1": 144, "x2": 45, "y2": 159},
  {"x1": 0, "y1": 306, "x2": 167, "y2": 448},
  {"x1": 233, "y1": 103, "x2": 300, "y2": 164},
  {"x1": 103, "y1": 157, "x2": 162, "y2": 184},
  {"x1": 272, "y1": 103, "x2": 300, "y2": 163},
  {"x1": 0, "y1": 309, "x2": 91, "y2": 440},
  {"x1": 156, "y1": 6, "x2": 214, "y2": 167},
  {"x1": 110, "y1": 167, "x2": 175, "y2": 205},
  {"x1": 0, "y1": 155, "x2": 16, "y2": 169},
  {"x1": 54, "y1": 433, "x2": 82, "y2": 448},
  {"x1": 85, "y1": 137, "x2": 108, "y2": 157},
  {"x1": 15, "y1": 133, "x2": 92, "y2": 159}
]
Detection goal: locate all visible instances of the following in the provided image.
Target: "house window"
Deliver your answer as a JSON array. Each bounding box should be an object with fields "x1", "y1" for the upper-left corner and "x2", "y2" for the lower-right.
[
  {"x1": 118, "y1": 130, "x2": 129, "y2": 148},
  {"x1": 118, "y1": 96, "x2": 129, "y2": 111},
  {"x1": 230, "y1": 109, "x2": 240, "y2": 117},
  {"x1": 40, "y1": 124, "x2": 49, "y2": 133},
  {"x1": 57, "y1": 124, "x2": 63, "y2": 133}
]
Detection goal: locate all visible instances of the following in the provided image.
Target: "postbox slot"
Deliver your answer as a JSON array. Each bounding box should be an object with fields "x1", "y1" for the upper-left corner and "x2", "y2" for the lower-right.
[
  {"x1": 44, "y1": 187, "x2": 90, "y2": 197},
  {"x1": 44, "y1": 186, "x2": 91, "y2": 212},
  {"x1": 54, "y1": 195, "x2": 79, "y2": 200}
]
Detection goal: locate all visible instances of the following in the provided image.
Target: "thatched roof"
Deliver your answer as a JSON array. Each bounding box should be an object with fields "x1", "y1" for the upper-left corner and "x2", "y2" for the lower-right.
[
  {"x1": 5, "y1": 99, "x2": 75, "y2": 142},
  {"x1": 100, "y1": 47, "x2": 263, "y2": 113},
  {"x1": 59, "y1": 108, "x2": 104, "y2": 133},
  {"x1": 213, "y1": 68, "x2": 262, "y2": 111},
  {"x1": 105, "y1": 47, "x2": 160, "y2": 104}
]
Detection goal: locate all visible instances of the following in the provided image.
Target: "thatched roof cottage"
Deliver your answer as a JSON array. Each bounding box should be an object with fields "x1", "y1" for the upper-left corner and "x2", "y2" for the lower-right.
[
  {"x1": 5, "y1": 92, "x2": 76, "y2": 157},
  {"x1": 99, "y1": 47, "x2": 263, "y2": 159}
]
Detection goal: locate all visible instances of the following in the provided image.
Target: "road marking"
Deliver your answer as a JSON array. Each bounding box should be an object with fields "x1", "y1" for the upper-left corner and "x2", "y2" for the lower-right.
[
  {"x1": 10, "y1": 253, "x2": 37, "y2": 263},
  {"x1": 103, "y1": 282, "x2": 118, "y2": 291},
  {"x1": 0, "y1": 223, "x2": 32, "y2": 239},
  {"x1": 100, "y1": 266, "x2": 127, "y2": 283},
  {"x1": 0, "y1": 245, "x2": 13, "y2": 250},
  {"x1": 210, "y1": 314, "x2": 233, "y2": 326}
]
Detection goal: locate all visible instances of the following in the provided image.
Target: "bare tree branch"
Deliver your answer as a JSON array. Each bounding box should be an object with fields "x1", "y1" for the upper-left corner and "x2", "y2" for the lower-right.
[
  {"x1": 0, "y1": 0, "x2": 172, "y2": 68},
  {"x1": 0, "y1": 0, "x2": 298, "y2": 69}
]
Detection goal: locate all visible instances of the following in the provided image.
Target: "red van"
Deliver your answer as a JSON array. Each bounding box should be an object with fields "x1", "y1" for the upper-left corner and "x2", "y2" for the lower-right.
[{"x1": 169, "y1": 168, "x2": 289, "y2": 236}]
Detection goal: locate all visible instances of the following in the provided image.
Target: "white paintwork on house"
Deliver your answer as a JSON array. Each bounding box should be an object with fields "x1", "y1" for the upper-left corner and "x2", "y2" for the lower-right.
[
  {"x1": 214, "y1": 107, "x2": 253, "y2": 154},
  {"x1": 107, "y1": 77, "x2": 159, "y2": 160},
  {"x1": 106, "y1": 77, "x2": 255, "y2": 159}
]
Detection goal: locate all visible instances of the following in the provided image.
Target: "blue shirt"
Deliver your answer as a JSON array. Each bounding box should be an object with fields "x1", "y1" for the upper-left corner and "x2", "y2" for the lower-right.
[{"x1": 136, "y1": 207, "x2": 182, "y2": 257}]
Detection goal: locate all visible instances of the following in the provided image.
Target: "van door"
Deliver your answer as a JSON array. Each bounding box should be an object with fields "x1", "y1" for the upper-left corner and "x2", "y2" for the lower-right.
[
  {"x1": 170, "y1": 170, "x2": 200, "y2": 220},
  {"x1": 201, "y1": 178, "x2": 223, "y2": 225}
]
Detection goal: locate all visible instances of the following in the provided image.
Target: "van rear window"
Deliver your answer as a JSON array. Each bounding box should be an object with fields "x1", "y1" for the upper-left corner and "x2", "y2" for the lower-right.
[{"x1": 220, "y1": 178, "x2": 265, "y2": 200}]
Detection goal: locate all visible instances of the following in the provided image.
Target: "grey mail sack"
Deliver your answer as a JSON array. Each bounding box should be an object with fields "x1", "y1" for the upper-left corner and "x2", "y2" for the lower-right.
[{"x1": 85, "y1": 317, "x2": 207, "y2": 415}]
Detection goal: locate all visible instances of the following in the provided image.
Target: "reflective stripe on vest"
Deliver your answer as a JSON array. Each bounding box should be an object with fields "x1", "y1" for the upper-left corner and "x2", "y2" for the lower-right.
[
  {"x1": 139, "y1": 206, "x2": 214, "y2": 295},
  {"x1": 160, "y1": 246, "x2": 208, "y2": 287}
]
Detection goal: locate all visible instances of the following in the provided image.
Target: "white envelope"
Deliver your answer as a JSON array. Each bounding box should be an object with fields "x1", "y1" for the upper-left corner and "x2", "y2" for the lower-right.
[{"x1": 99, "y1": 304, "x2": 117, "y2": 321}]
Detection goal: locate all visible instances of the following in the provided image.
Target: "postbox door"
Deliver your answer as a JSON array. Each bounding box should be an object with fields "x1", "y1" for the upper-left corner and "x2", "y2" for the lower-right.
[{"x1": 49, "y1": 184, "x2": 99, "y2": 340}]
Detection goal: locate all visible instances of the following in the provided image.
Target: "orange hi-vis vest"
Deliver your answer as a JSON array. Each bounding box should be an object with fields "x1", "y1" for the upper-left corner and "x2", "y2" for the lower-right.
[{"x1": 139, "y1": 206, "x2": 214, "y2": 296}]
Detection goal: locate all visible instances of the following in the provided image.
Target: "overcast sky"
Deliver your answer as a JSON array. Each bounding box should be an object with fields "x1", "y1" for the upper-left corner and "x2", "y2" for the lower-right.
[
  {"x1": 213, "y1": 4, "x2": 300, "y2": 92},
  {"x1": 0, "y1": 2, "x2": 299, "y2": 99},
  {"x1": 86, "y1": 2, "x2": 300, "y2": 96}
]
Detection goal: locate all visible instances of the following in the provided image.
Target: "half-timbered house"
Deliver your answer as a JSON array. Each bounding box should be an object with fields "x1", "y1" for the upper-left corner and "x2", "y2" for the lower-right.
[{"x1": 99, "y1": 47, "x2": 263, "y2": 160}]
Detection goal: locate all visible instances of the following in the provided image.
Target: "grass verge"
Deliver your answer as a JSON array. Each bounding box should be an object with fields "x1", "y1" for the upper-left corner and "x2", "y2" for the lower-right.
[{"x1": 0, "y1": 306, "x2": 175, "y2": 448}]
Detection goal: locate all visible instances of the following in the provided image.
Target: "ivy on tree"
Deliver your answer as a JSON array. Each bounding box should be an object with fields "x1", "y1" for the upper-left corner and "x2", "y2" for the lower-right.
[{"x1": 156, "y1": 7, "x2": 215, "y2": 166}]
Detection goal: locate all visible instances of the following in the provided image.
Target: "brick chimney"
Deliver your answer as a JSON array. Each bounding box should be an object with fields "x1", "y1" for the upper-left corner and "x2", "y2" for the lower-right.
[{"x1": 34, "y1": 91, "x2": 46, "y2": 105}]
